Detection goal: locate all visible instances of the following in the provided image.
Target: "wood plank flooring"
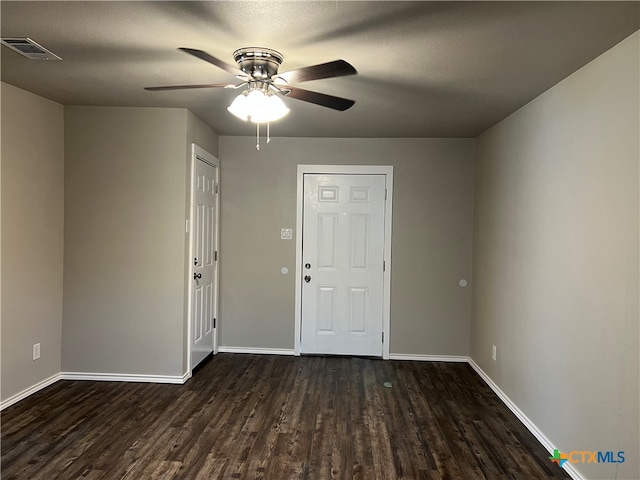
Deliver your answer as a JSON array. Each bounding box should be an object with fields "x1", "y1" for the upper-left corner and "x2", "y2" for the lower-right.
[{"x1": 1, "y1": 354, "x2": 570, "y2": 479}]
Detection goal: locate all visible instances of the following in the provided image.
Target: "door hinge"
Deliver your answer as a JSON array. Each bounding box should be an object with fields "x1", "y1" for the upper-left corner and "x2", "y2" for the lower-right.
[
  {"x1": 214, "y1": 183, "x2": 219, "y2": 194},
  {"x1": 385, "y1": 188, "x2": 387, "y2": 200},
  {"x1": 213, "y1": 317, "x2": 216, "y2": 329},
  {"x1": 383, "y1": 260, "x2": 386, "y2": 272},
  {"x1": 382, "y1": 332, "x2": 385, "y2": 343},
  {"x1": 214, "y1": 251, "x2": 218, "y2": 261}
]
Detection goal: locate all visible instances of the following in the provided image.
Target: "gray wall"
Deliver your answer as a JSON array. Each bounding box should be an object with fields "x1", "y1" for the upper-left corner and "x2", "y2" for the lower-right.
[
  {"x1": 187, "y1": 111, "x2": 219, "y2": 158},
  {"x1": 218, "y1": 137, "x2": 475, "y2": 355},
  {"x1": 1, "y1": 83, "x2": 64, "y2": 402},
  {"x1": 63, "y1": 106, "x2": 217, "y2": 377},
  {"x1": 471, "y1": 31, "x2": 639, "y2": 480}
]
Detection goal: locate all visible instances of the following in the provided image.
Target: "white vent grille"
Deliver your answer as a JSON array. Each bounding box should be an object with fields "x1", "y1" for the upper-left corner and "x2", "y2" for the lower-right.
[{"x1": 1, "y1": 37, "x2": 61, "y2": 60}]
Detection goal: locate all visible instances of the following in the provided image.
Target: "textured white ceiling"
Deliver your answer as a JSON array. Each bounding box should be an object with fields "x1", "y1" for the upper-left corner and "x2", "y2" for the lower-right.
[{"x1": 1, "y1": 1, "x2": 638, "y2": 137}]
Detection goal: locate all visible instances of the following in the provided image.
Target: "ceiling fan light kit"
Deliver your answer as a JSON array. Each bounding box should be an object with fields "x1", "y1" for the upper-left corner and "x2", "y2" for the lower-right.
[
  {"x1": 227, "y1": 88, "x2": 290, "y2": 123},
  {"x1": 145, "y1": 46, "x2": 357, "y2": 150}
]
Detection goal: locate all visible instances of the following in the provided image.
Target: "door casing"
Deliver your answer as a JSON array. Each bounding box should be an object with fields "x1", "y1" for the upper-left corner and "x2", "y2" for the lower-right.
[{"x1": 294, "y1": 165, "x2": 394, "y2": 359}]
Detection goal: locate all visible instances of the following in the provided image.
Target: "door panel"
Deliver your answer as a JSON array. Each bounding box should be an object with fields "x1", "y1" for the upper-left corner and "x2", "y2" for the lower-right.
[
  {"x1": 348, "y1": 287, "x2": 367, "y2": 333},
  {"x1": 301, "y1": 174, "x2": 386, "y2": 356},
  {"x1": 191, "y1": 158, "x2": 217, "y2": 369},
  {"x1": 349, "y1": 214, "x2": 369, "y2": 269},
  {"x1": 317, "y1": 286, "x2": 336, "y2": 333}
]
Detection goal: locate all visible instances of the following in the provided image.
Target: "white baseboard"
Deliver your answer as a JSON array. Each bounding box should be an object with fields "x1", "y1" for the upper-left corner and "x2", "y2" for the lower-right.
[
  {"x1": 60, "y1": 371, "x2": 189, "y2": 384},
  {"x1": 0, "y1": 373, "x2": 62, "y2": 411},
  {"x1": 389, "y1": 353, "x2": 469, "y2": 362},
  {"x1": 467, "y1": 358, "x2": 585, "y2": 480},
  {"x1": 218, "y1": 346, "x2": 295, "y2": 356}
]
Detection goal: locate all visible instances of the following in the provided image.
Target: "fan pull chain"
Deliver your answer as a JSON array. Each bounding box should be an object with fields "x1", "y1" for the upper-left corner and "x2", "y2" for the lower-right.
[{"x1": 255, "y1": 122, "x2": 273, "y2": 151}]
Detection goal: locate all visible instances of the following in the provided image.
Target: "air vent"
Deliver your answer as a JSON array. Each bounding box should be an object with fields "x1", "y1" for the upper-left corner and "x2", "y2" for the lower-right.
[{"x1": 1, "y1": 37, "x2": 62, "y2": 60}]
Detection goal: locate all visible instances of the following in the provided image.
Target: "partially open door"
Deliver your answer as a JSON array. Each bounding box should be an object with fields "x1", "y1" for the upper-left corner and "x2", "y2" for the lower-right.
[{"x1": 189, "y1": 145, "x2": 220, "y2": 370}]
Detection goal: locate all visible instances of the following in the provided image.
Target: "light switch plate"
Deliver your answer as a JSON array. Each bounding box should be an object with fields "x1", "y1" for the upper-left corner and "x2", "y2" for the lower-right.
[{"x1": 281, "y1": 228, "x2": 293, "y2": 240}]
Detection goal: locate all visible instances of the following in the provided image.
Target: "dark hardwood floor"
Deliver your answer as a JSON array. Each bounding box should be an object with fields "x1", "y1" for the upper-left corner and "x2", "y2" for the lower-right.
[{"x1": 1, "y1": 354, "x2": 570, "y2": 479}]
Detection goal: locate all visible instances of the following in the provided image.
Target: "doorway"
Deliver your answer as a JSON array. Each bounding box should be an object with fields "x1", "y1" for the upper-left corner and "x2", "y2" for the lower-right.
[
  {"x1": 295, "y1": 165, "x2": 393, "y2": 358},
  {"x1": 188, "y1": 144, "x2": 220, "y2": 371}
]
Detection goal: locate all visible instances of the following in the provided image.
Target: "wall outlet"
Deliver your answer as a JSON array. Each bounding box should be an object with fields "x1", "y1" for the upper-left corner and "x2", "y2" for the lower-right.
[
  {"x1": 33, "y1": 343, "x2": 41, "y2": 360},
  {"x1": 280, "y1": 228, "x2": 293, "y2": 240},
  {"x1": 492, "y1": 344, "x2": 497, "y2": 361}
]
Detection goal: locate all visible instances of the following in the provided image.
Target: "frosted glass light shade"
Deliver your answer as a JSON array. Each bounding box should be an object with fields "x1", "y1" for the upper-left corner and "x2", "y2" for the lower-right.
[
  {"x1": 227, "y1": 90, "x2": 289, "y2": 123},
  {"x1": 227, "y1": 92, "x2": 250, "y2": 121}
]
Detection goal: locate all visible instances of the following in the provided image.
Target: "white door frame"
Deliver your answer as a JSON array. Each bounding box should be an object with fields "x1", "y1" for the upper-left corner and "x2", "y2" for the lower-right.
[
  {"x1": 294, "y1": 165, "x2": 394, "y2": 359},
  {"x1": 187, "y1": 144, "x2": 220, "y2": 373}
]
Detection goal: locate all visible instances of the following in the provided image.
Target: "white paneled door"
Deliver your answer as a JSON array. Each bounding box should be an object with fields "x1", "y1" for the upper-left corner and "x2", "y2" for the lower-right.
[
  {"x1": 191, "y1": 155, "x2": 218, "y2": 370},
  {"x1": 301, "y1": 174, "x2": 386, "y2": 356}
]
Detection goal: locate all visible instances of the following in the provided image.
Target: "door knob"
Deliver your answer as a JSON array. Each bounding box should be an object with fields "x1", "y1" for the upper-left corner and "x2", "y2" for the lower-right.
[
  {"x1": 194, "y1": 272, "x2": 202, "y2": 280},
  {"x1": 304, "y1": 275, "x2": 311, "y2": 283}
]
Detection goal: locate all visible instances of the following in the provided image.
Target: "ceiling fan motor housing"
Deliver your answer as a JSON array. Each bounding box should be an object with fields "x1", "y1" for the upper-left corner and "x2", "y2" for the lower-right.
[{"x1": 233, "y1": 47, "x2": 283, "y2": 80}]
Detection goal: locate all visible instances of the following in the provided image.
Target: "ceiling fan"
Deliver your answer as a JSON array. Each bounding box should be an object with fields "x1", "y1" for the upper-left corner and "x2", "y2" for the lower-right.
[{"x1": 145, "y1": 47, "x2": 357, "y2": 116}]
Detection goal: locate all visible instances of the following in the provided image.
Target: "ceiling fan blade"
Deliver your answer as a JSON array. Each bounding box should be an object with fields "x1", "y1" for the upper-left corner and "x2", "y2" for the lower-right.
[
  {"x1": 144, "y1": 83, "x2": 232, "y2": 91},
  {"x1": 179, "y1": 47, "x2": 245, "y2": 77},
  {"x1": 282, "y1": 86, "x2": 355, "y2": 111},
  {"x1": 277, "y1": 60, "x2": 357, "y2": 84}
]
